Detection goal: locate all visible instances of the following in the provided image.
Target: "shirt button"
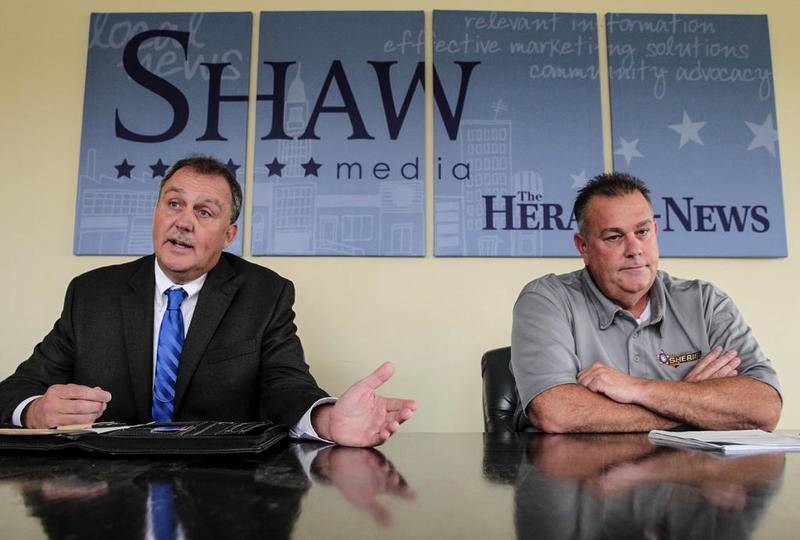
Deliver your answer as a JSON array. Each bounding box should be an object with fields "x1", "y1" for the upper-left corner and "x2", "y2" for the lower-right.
[
  {"x1": 634, "y1": 355, "x2": 640, "y2": 363},
  {"x1": 633, "y1": 332, "x2": 639, "y2": 339}
]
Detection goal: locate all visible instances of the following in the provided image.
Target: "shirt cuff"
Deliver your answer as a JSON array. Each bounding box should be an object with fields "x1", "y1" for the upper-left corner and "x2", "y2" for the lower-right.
[
  {"x1": 12, "y1": 396, "x2": 41, "y2": 427},
  {"x1": 289, "y1": 397, "x2": 337, "y2": 443},
  {"x1": 290, "y1": 441, "x2": 334, "y2": 479}
]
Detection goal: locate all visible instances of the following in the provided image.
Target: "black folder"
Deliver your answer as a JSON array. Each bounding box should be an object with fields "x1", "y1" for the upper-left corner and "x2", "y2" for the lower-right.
[{"x1": 0, "y1": 421, "x2": 288, "y2": 456}]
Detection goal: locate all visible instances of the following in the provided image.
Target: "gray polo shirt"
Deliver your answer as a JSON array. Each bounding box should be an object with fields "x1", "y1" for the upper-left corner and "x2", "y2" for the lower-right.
[{"x1": 511, "y1": 269, "x2": 781, "y2": 416}]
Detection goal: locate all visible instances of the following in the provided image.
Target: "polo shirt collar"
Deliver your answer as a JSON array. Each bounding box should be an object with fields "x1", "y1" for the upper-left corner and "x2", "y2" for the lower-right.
[
  {"x1": 648, "y1": 272, "x2": 666, "y2": 325},
  {"x1": 580, "y1": 268, "x2": 666, "y2": 331}
]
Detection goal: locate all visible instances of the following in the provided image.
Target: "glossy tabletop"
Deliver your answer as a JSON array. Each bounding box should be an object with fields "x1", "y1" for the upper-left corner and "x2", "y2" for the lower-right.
[{"x1": 1, "y1": 432, "x2": 798, "y2": 539}]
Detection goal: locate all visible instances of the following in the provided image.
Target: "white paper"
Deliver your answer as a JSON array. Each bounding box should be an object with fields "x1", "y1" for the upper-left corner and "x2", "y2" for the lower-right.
[{"x1": 648, "y1": 430, "x2": 800, "y2": 455}]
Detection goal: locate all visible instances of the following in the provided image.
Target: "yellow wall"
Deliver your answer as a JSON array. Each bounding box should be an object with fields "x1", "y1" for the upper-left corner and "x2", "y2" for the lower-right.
[{"x1": 1, "y1": 0, "x2": 797, "y2": 431}]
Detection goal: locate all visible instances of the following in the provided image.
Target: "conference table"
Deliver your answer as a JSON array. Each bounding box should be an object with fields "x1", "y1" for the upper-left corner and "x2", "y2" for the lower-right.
[{"x1": 0, "y1": 432, "x2": 798, "y2": 538}]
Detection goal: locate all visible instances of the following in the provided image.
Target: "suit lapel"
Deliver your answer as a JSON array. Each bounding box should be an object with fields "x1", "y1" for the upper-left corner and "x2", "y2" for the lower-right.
[
  {"x1": 122, "y1": 256, "x2": 156, "y2": 423},
  {"x1": 173, "y1": 255, "x2": 238, "y2": 413}
]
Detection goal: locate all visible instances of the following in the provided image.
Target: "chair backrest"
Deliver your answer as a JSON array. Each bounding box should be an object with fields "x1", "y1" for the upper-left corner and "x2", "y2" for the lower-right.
[{"x1": 480, "y1": 347, "x2": 520, "y2": 432}]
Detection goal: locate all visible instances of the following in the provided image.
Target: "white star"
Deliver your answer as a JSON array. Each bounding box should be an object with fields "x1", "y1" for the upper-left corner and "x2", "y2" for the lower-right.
[
  {"x1": 668, "y1": 110, "x2": 706, "y2": 148},
  {"x1": 614, "y1": 137, "x2": 644, "y2": 166},
  {"x1": 745, "y1": 113, "x2": 778, "y2": 158},
  {"x1": 570, "y1": 170, "x2": 588, "y2": 189}
]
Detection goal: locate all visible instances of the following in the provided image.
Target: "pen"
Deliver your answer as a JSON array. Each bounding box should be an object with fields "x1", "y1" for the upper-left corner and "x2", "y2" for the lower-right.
[{"x1": 56, "y1": 421, "x2": 127, "y2": 431}]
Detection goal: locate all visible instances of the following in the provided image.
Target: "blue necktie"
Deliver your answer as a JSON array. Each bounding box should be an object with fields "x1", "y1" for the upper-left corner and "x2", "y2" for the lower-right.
[
  {"x1": 150, "y1": 483, "x2": 177, "y2": 540},
  {"x1": 152, "y1": 288, "x2": 187, "y2": 422}
]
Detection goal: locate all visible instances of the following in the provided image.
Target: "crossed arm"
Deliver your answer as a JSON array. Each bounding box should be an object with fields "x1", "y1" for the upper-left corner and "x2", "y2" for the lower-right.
[{"x1": 529, "y1": 347, "x2": 781, "y2": 433}]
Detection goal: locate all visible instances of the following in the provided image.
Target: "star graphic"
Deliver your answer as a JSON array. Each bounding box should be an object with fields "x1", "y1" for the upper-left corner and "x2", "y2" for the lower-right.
[
  {"x1": 668, "y1": 110, "x2": 706, "y2": 148},
  {"x1": 149, "y1": 158, "x2": 170, "y2": 178},
  {"x1": 301, "y1": 157, "x2": 321, "y2": 177},
  {"x1": 114, "y1": 159, "x2": 134, "y2": 179},
  {"x1": 570, "y1": 170, "x2": 588, "y2": 189},
  {"x1": 613, "y1": 137, "x2": 644, "y2": 166},
  {"x1": 745, "y1": 113, "x2": 778, "y2": 158},
  {"x1": 266, "y1": 158, "x2": 286, "y2": 177},
  {"x1": 225, "y1": 158, "x2": 241, "y2": 177}
]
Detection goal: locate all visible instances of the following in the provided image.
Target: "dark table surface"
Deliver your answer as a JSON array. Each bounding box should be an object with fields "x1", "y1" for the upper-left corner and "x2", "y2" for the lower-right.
[{"x1": 0, "y1": 432, "x2": 798, "y2": 539}]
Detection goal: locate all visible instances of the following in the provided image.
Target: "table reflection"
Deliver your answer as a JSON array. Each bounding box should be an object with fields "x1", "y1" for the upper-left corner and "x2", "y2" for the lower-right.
[
  {"x1": 0, "y1": 434, "x2": 791, "y2": 539},
  {"x1": 311, "y1": 446, "x2": 416, "y2": 527},
  {"x1": 0, "y1": 443, "x2": 412, "y2": 539},
  {"x1": 484, "y1": 433, "x2": 785, "y2": 540}
]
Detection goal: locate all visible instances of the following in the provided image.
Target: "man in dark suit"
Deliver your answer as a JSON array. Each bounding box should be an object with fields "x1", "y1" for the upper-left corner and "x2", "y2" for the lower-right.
[{"x1": 0, "y1": 156, "x2": 416, "y2": 447}]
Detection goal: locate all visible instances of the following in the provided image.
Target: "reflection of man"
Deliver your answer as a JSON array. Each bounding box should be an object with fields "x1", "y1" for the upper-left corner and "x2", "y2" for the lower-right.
[
  {"x1": 2, "y1": 444, "x2": 414, "y2": 538},
  {"x1": 514, "y1": 434, "x2": 784, "y2": 540},
  {"x1": 0, "y1": 156, "x2": 415, "y2": 446},
  {"x1": 511, "y1": 173, "x2": 781, "y2": 432}
]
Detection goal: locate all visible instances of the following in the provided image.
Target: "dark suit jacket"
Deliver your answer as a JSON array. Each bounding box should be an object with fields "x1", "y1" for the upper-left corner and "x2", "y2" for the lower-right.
[{"x1": 0, "y1": 253, "x2": 329, "y2": 425}]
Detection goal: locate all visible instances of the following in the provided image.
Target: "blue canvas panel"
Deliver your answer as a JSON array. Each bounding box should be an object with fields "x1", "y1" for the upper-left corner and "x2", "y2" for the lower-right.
[
  {"x1": 433, "y1": 10, "x2": 603, "y2": 257},
  {"x1": 607, "y1": 13, "x2": 786, "y2": 257},
  {"x1": 75, "y1": 12, "x2": 251, "y2": 255},
  {"x1": 252, "y1": 11, "x2": 425, "y2": 256}
]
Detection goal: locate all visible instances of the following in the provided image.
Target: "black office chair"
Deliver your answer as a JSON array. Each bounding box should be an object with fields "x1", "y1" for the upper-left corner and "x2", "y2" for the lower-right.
[{"x1": 481, "y1": 346, "x2": 523, "y2": 432}]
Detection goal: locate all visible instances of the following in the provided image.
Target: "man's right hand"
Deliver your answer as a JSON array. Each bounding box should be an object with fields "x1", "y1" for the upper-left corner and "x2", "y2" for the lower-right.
[
  {"x1": 683, "y1": 346, "x2": 741, "y2": 382},
  {"x1": 23, "y1": 384, "x2": 112, "y2": 428}
]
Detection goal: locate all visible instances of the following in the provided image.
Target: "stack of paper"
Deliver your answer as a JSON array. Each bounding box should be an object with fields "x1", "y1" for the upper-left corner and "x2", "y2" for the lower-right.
[{"x1": 648, "y1": 430, "x2": 800, "y2": 455}]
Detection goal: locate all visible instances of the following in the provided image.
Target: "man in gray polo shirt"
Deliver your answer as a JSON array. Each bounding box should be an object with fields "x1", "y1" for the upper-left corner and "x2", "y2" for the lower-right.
[{"x1": 511, "y1": 173, "x2": 781, "y2": 433}]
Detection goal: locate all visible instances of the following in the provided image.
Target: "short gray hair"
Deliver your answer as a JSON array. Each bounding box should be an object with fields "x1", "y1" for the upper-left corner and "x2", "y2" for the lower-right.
[
  {"x1": 573, "y1": 172, "x2": 651, "y2": 232},
  {"x1": 160, "y1": 155, "x2": 242, "y2": 224}
]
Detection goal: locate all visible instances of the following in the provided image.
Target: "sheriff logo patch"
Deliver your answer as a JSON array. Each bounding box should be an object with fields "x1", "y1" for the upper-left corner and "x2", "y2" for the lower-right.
[{"x1": 657, "y1": 349, "x2": 701, "y2": 368}]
